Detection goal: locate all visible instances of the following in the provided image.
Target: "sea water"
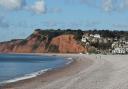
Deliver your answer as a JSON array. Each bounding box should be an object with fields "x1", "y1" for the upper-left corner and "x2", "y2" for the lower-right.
[{"x1": 0, "y1": 54, "x2": 71, "y2": 84}]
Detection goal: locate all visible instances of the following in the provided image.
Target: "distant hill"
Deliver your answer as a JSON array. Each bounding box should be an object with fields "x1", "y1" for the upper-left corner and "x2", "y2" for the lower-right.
[
  {"x1": 0, "y1": 29, "x2": 128, "y2": 53},
  {"x1": 0, "y1": 29, "x2": 86, "y2": 53}
]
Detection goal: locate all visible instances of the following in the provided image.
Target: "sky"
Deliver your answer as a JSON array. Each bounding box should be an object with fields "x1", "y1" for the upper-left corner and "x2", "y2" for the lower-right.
[{"x1": 0, "y1": 0, "x2": 128, "y2": 41}]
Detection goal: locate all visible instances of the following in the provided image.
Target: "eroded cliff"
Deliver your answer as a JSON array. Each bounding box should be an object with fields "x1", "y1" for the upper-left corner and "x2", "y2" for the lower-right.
[{"x1": 0, "y1": 30, "x2": 86, "y2": 53}]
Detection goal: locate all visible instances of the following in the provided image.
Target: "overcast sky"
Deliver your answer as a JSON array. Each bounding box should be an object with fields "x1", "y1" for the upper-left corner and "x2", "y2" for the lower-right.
[{"x1": 0, "y1": 0, "x2": 128, "y2": 41}]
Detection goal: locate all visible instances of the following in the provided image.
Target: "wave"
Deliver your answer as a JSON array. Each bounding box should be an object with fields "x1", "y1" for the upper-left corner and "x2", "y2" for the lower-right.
[
  {"x1": 65, "y1": 57, "x2": 74, "y2": 65},
  {"x1": 0, "y1": 68, "x2": 52, "y2": 85},
  {"x1": 0, "y1": 57, "x2": 74, "y2": 85}
]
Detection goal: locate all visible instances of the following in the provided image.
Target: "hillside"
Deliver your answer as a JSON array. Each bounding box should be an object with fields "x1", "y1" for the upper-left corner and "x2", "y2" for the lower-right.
[
  {"x1": 0, "y1": 29, "x2": 86, "y2": 53},
  {"x1": 0, "y1": 29, "x2": 128, "y2": 54}
]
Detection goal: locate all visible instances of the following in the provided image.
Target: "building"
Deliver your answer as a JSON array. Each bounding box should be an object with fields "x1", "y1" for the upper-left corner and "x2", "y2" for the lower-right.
[
  {"x1": 93, "y1": 34, "x2": 101, "y2": 38},
  {"x1": 90, "y1": 34, "x2": 101, "y2": 38},
  {"x1": 112, "y1": 48, "x2": 126, "y2": 54},
  {"x1": 126, "y1": 48, "x2": 128, "y2": 53},
  {"x1": 81, "y1": 35, "x2": 89, "y2": 42},
  {"x1": 111, "y1": 40, "x2": 128, "y2": 54}
]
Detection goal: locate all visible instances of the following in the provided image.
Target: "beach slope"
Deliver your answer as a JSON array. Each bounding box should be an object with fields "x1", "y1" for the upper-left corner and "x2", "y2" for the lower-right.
[{"x1": 2, "y1": 54, "x2": 128, "y2": 89}]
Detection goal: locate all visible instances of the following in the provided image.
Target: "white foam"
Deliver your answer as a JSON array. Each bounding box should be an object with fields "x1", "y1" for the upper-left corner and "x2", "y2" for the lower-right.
[
  {"x1": 0, "y1": 58, "x2": 74, "y2": 85},
  {"x1": 0, "y1": 68, "x2": 51, "y2": 85},
  {"x1": 66, "y1": 57, "x2": 74, "y2": 65}
]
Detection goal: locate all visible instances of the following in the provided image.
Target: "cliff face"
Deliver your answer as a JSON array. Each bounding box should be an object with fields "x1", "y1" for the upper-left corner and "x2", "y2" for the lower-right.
[
  {"x1": 0, "y1": 30, "x2": 86, "y2": 53},
  {"x1": 0, "y1": 40, "x2": 21, "y2": 53},
  {"x1": 50, "y1": 35, "x2": 86, "y2": 53}
]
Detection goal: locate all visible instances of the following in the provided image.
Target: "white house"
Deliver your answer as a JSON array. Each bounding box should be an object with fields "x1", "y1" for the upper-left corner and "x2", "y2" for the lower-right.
[
  {"x1": 81, "y1": 35, "x2": 89, "y2": 42},
  {"x1": 90, "y1": 34, "x2": 101, "y2": 38},
  {"x1": 90, "y1": 34, "x2": 94, "y2": 37},
  {"x1": 126, "y1": 48, "x2": 128, "y2": 53},
  {"x1": 112, "y1": 48, "x2": 126, "y2": 54},
  {"x1": 94, "y1": 34, "x2": 101, "y2": 38}
]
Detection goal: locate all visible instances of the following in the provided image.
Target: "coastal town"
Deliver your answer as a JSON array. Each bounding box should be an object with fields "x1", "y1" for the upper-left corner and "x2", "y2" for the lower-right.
[
  {"x1": 81, "y1": 32, "x2": 128, "y2": 54},
  {"x1": 0, "y1": 29, "x2": 128, "y2": 55}
]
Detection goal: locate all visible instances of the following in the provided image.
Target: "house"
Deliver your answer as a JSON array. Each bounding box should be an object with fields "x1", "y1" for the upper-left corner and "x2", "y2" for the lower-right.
[
  {"x1": 126, "y1": 48, "x2": 128, "y2": 53},
  {"x1": 114, "y1": 37, "x2": 118, "y2": 41},
  {"x1": 90, "y1": 34, "x2": 94, "y2": 37},
  {"x1": 93, "y1": 34, "x2": 101, "y2": 38},
  {"x1": 81, "y1": 35, "x2": 89, "y2": 42},
  {"x1": 112, "y1": 48, "x2": 126, "y2": 54},
  {"x1": 90, "y1": 34, "x2": 101, "y2": 38},
  {"x1": 111, "y1": 42, "x2": 118, "y2": 48}
]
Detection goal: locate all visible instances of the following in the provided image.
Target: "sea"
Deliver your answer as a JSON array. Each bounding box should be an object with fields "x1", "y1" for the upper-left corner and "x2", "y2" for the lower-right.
[{"x1": 0, "y1": 54, "x2": 72, "y2": 84}]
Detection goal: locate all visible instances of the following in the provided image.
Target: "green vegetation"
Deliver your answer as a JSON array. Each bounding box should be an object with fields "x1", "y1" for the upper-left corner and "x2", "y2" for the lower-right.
[
  {"x1": 34, "y1": 29, "x2": 83, "y2": 41},
  {"x1": 32, "y1": 35, "x2": 47, "y2": 50},
  {"x1": 86, "y1": 30, "x2": 128, "y2": 38},
  {"x1": 20, "y1": 39, "x2": 27, "y2": 45},
  {"x1": 48, "y1": 45, "x2": 59, "y2": 53},
  {"x1": 34, "y1": 29, "x2": 128, "y2": 41},
  {"x1": 88, "y1": 47, "x2": 98, "y2": 54},
  {"x1": 32, "y1": 43, "x2": 39, "y2": 50},
  {"x1": 18, "y1": 29, "x2": 128, "y2": 53}
]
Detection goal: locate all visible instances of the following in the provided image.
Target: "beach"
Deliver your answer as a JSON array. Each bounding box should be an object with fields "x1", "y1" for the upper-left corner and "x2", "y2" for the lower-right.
[{"x1": 2, "y1": 54, "x2": 128, "y2": 89}]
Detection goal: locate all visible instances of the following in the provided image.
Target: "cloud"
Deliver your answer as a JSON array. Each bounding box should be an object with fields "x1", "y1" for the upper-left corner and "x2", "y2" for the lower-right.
[
  {"x1": 27, "y1": 0, "x2": 46, "y2": 14},
  {"x1": 0, "y1": 17, "x2": 9, "y2": 28},
  {"x1": 79, "y1": 0, "x2": 114, "y2": 12},
  {"x1": 124, "y1": 0, "x2": 128, "y2": 6},
  {"x1": 112, "y1": 24, "x2": 128, "y2": 29},
  {"x1": 102, "y1": 0, "x2": 113, "y2": 12},
  {"x1": 101, "y1": 0, "x2": 128, "y2": 12},
  {"x1": 119, "y1": 0, "x2": 128, "y2": 10},
  {"x1": 48, "y1": 8, "x2": 62, "y2": 13},
  {"x1": 0, "y1": 0, "x2": 46, "y2": 14},
  {"x1": 99, "y1": 0, "x2": 128, "y2": 12},
  {"x1": 0, "y1": 0, "x2": 25, "y2": 10},
  {"x1": 65, "y1": 0, "x2": 128, "y2": 12}
]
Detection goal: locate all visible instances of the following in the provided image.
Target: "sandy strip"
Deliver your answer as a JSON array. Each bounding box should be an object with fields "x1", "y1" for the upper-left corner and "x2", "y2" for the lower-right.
[{"x1": 2, "y1": 54, "x2": 128, "y2": 89}]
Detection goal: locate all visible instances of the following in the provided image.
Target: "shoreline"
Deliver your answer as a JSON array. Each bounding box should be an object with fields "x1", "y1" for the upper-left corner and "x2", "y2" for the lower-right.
[
  {"x1": 0, "y1": 55, "x2": 73, "y2": 85},
  {"x1": 1, "y1": 54, "x2": 93, "y2": 89},
  {"x1": 0, "y1": 54, "x2": 74, "y2": 87}
]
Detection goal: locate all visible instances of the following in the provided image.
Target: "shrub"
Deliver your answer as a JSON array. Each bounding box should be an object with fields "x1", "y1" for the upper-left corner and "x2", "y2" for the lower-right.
[
  {"x1": 48, "y1": 45, "x2": 59, "y2": 53},
  {"x1": 20, "y1": 39, "x2": 27, "y2": 45}
]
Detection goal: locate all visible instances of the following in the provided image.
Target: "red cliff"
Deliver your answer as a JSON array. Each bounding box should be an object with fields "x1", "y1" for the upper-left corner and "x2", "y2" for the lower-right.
[
  {"x1": 49, "y1": 35, "x2": 86, "y2": 53},
  {"x1": 0, "y1": 30, "x2": 86, "y2": 53}
]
